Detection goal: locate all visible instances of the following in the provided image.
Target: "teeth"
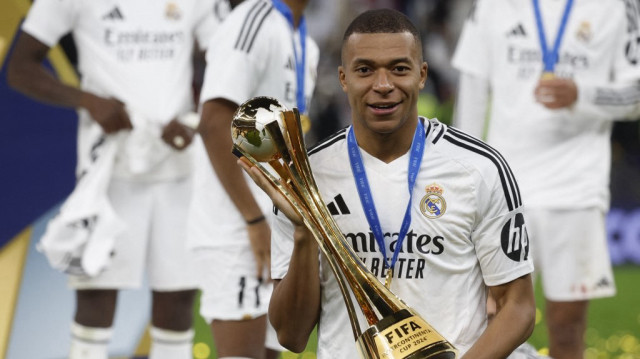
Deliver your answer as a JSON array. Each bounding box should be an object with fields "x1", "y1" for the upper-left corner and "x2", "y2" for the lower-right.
[{"x1": 374, "y1": 104, "x2": 393, "y2": 109}]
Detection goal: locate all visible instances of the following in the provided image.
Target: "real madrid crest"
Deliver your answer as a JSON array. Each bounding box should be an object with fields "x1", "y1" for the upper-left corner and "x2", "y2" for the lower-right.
[
  {"x1": 420, "y1": 183, "x2": 446, "y2": 219},
  {"x1": 576, "y1": 21, "x2": 591, "y2": 43},
  {"x1": 165, "y1": 2, "x2": 182, "y2": 20}
]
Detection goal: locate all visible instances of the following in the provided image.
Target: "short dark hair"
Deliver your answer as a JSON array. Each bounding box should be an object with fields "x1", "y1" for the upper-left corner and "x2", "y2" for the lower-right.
[{"x1": 342, "y1": 8, "x2": 423, "y2": 60}]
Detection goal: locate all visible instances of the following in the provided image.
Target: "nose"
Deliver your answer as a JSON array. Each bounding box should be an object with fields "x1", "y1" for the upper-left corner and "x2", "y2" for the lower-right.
[{"x1": 373, "y1": 70, "x2": 394, "y2": 94}]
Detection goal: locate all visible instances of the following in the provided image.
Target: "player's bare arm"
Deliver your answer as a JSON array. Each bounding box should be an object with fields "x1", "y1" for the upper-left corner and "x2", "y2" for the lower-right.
[
  {"x1": 199, "y1": 98, "x2": 271, "y2": 279},
  {"x1": 7, "y1": 31, "x2": 131, "y2": 133},
  {"x1": 463, "y1": 274, "x2": 536, "y2": 359},
  {"x1": 239, "y1": 158, "x2": 322, "y2": 353}
]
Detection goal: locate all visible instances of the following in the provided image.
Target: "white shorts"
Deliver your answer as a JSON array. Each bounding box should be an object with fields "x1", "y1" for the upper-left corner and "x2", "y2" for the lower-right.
[
  {"x1": 69, "y1": 177, "x2": 197, "y2": 291},
  {"x1": 192, "y1": 247, "x2": 282, "y2": 350},
  {"x1": 527, "y1": 207, "x2": 616, "y2": 301},
  {"x1": 193, "y1": 246, "x2": 273, "y2": 320}
]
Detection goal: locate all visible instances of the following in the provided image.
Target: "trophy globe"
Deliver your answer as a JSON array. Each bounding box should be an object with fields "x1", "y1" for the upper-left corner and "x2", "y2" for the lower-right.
[{"x1": 231, "y1": 96, "x2": 288, "y2": 162}]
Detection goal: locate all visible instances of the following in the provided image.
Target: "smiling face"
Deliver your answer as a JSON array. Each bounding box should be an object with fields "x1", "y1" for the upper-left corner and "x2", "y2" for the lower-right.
[{"x1": 339, "y1": 31, "x2": 427, "y2": 146}]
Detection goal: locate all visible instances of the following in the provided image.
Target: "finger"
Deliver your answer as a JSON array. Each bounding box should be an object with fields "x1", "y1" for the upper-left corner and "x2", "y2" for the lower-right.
[
  {"x1": 121, "y1": 112, "x2": 133, "y2": 130},
  {"x1": 237, "y1": 158, "x2": 269, "y2": 190},
  {"x1": 237, "y1": 157, "x2": 253, "y2": 172},
  {"x1": 102, "y1": 120, "x2": 117, "y2": 134},
  {"x1": 266, "y1": 253, "x2": 272, "y2": 283},
  {"x1": 255, "y1": 255, "x2": 264, "y2": 280},
  {"x1": 535, "y1": 86, "x2": 556, "y2": 105}
]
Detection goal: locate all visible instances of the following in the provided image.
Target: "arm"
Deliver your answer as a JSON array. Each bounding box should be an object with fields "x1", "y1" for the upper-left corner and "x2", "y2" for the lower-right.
[
  {"x1": 269, "y1": 227, "x2": 321, "y2": 352},
  {"x1": 534, "y1": 77, "x2": 640, "y2": 121},
  {"x1": 462, "y1": 274, "x2": 536, "y2": 359},
  {"x1": 534, "y1": 2, "x2": 640, "y2": 121},
  {"x1": 198, "y1": 98, "x2": 271, "y2": 279},
  {"x1": 238, "y1": 159, "x2": 322, "y2": 352},
  {"x1": 6, "y1": 31, "x2": 131, "y2": 133}
]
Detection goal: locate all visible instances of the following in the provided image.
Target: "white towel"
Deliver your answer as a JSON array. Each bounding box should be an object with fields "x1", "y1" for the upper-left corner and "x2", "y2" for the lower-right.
[
  {"x1": 38, "y1": 132, "x2": 126, "y2": 277},
  {"x1": 120, "y1": 112, "x2": 172, "y2": 175}
]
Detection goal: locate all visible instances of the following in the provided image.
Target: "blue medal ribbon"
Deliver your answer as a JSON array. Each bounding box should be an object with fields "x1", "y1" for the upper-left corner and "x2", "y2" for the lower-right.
[
  {"x1": 272, "y1": 0, "x2": 307, "y2": 113},
  {"x1": 347, "y1": 120, "x2": 426, "y2": 281},
  {"x1": 532, "y1": 0, "x2": 574, "y2": 73}
]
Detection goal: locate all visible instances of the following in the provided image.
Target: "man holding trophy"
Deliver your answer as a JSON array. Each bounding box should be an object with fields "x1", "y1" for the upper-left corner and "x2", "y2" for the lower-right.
[{"x1": 238, "y1": 9, "x2": 536, "y2": 359}]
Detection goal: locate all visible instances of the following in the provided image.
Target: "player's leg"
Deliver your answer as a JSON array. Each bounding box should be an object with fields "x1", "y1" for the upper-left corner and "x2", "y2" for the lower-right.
[
  {"x1": 74, "y1": 289, "x2": 118, "y2": 327},
  {"x1": 70, "y1": 290, "x2": 117, "y2": 359},
  {"x1": 546, "y1": 300, "x2": 588, "y2": 359},
  {"x1": 149, "y1": 290, "x2": 198, "y2": 359},
  {"x1": 532, "y1": 208, "x2": 615, "y2": 359},
  {"x1": 148, "y1": 177, "x2": 199, "y2": 359},
  {"x1": 193, "y1": 246, "x2": 280, "y2": 359},
  {"x1": 68, "y1": 179, "x2": 153, "y2": 359},
  {"x1": 211, "y1": 316, "x2": 268, "y2": 358}
]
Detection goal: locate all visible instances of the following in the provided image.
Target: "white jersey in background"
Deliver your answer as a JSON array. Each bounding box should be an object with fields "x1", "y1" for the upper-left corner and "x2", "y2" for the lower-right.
[
  {"x1": 271, "y1": 118, "x2": 534, "y2": 358},
  {"x1": 22, "y1": 0, "x2": 222, "y2": 181},
  {"x1": 188, "y1": 0, "x2": 319, "y2": 249},
  {"x1": 452, "y1": 0, "x2": 640, "y2": 211}
]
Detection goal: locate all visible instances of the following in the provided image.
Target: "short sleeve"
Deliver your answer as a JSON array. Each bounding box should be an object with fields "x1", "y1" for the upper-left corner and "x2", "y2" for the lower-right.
[
  {"x1": 193, "y1": 0, "x2": 229, "y2": 51},
  {"x1": 613, "y1": 1, "x2": 640, "y2": 84},
  {"x1": 451, "y1": 0, "x2": 491, "y2": 80},
  {"x1": 471, "y1": 160, "x2": 534, "y2": 286},
  {"x1": 22, "y1": 0, "x2": 78, "y2": 47},
  {"x1": 199, "y1": 6, "x2": 269, "y2": 105}
]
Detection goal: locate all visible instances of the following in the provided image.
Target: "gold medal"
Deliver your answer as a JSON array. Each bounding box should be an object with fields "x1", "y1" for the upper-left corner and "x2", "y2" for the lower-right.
[
  {"x1": 300, "y1": 114, "x2": 311, "y2": 134},
  {"x1": 540, "y1": 71, "x2": 555, "y2": 80},
  {"x1": 384, "y1": 268, "x2": 393, "y2": 289}
]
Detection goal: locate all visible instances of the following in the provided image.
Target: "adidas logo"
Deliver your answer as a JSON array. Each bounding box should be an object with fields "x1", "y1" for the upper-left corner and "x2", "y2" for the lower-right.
[
  {"x1": 103, "y1": 6, "x2": 124, "y2": 20},
  {"x1": 595, "y1": 277, "x2": 611, "y2": 288},
  {"x1": 507, "y1": 23, "x2": 526, "y2": 37},
  {"x1": 327, "y1": 194, "x2": 350, "y2": 216},
  {"x1": 285, "y1": 56, "x2": 295, "y2": 71},
  {"x1": 272, "y1": 194, "x2": 351, "y2": 216}
]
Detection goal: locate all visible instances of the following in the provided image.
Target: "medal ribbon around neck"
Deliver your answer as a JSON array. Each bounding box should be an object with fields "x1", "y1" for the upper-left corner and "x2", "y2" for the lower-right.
[
  {"x1": 347, "y1": 120, "x2": 426, "y2": 288},
  {"x1": 272, "y1": 0, "x2": 307, "y2": 114},
  {"x1": 532, "y1": 0, "x2": 574, "y2": 74}
]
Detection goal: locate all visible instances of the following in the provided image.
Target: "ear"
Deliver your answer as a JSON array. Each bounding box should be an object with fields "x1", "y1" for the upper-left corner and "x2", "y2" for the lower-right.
[
  {"x1": 338, "y1": 66, "x2": 348, "y2": 93},
  {"x1": 419, "y1": 62, "x2": 428, "y2": 90}
]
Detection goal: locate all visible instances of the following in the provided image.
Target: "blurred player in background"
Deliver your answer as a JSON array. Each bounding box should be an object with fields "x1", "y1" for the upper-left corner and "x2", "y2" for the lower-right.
[
  {"x1": 452, "y1": 0, "x2": 640, "y2": 358},
  {"x1": 6, "y1": 0, "x2": 222, "y2": 358},
  {"x1": 186, "y1": 0, "x2": 318, "y2": 358}
]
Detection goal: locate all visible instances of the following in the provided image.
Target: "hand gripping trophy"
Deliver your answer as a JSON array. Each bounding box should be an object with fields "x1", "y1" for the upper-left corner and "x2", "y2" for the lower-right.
[{"x1": 231, "y1": 96, "x2": 458, "y2": 359}]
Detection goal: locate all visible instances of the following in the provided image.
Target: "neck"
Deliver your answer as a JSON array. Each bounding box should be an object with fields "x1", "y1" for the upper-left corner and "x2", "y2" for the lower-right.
[
  {"x1": 354, "y1": 118, "x2": 420, "y2": 164},
  {"x1": 281, "y1": 0, "x2": 305, "y2": 27}
]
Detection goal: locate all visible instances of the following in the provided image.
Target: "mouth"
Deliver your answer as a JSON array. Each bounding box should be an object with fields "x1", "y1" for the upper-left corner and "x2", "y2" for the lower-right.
[{"x1": 368, "y1": 102, "x2": 400, "y2": 115}]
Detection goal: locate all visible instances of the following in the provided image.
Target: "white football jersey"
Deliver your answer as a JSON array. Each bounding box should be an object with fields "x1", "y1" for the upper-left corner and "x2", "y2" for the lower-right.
[
  {"x1": 23, "y1": 0, "x2": 219, "y2": 122},
  {"x1": 22, "y1": 0, "x2": 223, "y2": 181},
  {"x1": 271, "y1": 118, "x2": 534, "y2": 358},
  {"x1": 188, "y1": 0, "x2": 319, "y2": 248},
  {"x1": 199, "y1": 0, "x2": 319, "y2": 109},
  {"x1": 452, "y1": 0, "x2": 640, "y2": 211}
]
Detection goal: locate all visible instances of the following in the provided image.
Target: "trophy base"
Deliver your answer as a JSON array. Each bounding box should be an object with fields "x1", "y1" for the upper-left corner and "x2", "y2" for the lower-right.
[{"x1": 356, "y1": 309, "x2": 458, "y2": 359}]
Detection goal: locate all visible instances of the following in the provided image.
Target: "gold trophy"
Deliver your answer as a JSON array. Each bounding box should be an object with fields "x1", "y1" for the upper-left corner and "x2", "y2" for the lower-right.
[{"x1": 231, "y1": 96, "x2": 458, "y2": 359}]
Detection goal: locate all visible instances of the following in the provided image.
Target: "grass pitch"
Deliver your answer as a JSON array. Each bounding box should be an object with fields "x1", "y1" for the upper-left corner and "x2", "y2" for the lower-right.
[{"x1": 193, "y1": 265, "x2": 640, "y2": 359}]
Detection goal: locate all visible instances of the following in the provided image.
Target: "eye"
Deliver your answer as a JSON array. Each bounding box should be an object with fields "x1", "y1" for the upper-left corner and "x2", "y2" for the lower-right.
[
  {"x1": 393, "y1": 65, "x2": 410, "y2": 73},
  {"x1": 355, "y1": 66, "x2": 372, "y2": 75}
]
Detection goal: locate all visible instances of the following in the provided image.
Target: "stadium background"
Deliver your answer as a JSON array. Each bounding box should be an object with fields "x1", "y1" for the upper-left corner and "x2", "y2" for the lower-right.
[{"x1": 1, "y1": 0, "x2": 639, "y2": 358}]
